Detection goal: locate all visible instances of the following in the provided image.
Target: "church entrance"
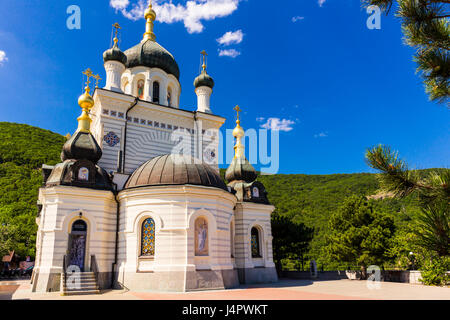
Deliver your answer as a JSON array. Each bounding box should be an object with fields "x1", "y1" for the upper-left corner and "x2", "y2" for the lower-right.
[{"x1": 68, "y1": 220, "x2": 87, "y2": 272}]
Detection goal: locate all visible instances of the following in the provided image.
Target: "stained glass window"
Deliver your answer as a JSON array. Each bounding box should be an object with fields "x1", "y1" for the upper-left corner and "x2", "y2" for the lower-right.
[
  {"x1": 251, "y1": 227, "x2": 261, "y2": 258},
  {"x1": 141, "y1": 218, "x2": 155, "y2": 256}
]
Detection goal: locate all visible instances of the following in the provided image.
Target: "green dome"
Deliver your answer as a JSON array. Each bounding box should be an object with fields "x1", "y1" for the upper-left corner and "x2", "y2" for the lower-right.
[
  {"x1": 124, "y1": 40, "x2": 180, "y2": 80},
  {"x1": 194, "y1": 70, "x2": 214, "y2": 89},
  {"x1": 103, "y1": 42, "x2": 127, "y2": 65}
]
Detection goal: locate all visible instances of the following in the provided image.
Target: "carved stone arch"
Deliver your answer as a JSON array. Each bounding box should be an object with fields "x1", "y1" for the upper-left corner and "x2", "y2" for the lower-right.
[
  {"x1": 130, "y1": 210, "x2": 163, "y2": 234},
  {"x1": 188, "y1": 208, "x2": 217, "y2": 232},
  {"x1": 189, "y1": 209, "x2": 217, "y2": 257},
  {"x1": 133, "y1": 72, "x2": 147, "y2": 99},
  {"x1": 133, "y1": 211, "x2": 161, "y2": 258},
  {"x1": 62, "y1": 209, "x2": 97, "y2": 234},
  {"x1": 247, "y1": 221, "x2": 267, "y2": 259}
]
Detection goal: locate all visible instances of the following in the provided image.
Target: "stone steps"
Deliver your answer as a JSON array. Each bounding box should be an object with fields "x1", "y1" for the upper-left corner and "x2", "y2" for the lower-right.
[{"x1": 61, "y1": 272, "x2": 100, "y2": 296}]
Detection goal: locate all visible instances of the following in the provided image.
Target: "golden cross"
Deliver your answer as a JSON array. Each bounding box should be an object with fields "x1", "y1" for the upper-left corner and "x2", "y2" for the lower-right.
[
  {"x1": 112, "y1": 22, "x2": 121, "y2": 39},
  {"x1": 93, "y1": 74, "x2": 102, "y2": 88},
  {"x1": 82, "y1": 68, "x2": 93, "y2": 91},
  {"x1": 200, "y1": 50, "x2": 208, "y2": 70},
  {"x1": 234, "y1": 105, "x2": 241, "y2": 120}
]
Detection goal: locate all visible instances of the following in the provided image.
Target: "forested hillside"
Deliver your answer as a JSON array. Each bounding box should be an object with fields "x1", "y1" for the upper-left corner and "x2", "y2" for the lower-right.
[
  {"x1": 0, "y1": 122, "x2": 421, "y2": 267},
  {"x1": 0, "y1": 122, "x2": 65, "y2": 257}
]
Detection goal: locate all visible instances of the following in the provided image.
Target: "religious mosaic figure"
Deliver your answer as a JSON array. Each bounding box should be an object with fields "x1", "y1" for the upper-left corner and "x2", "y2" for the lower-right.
[
  {"x1": 195, "y1": 218, "x2": 208, "y2": 256},
  {"x1": 137, "y1": 80, "x2": 145, "y2": 99},
  {"x1": 78, "y1": 167, "x2": 89, "y2": 181}
]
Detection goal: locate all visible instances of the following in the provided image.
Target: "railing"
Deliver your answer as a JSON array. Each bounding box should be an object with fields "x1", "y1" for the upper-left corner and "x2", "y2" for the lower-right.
[
  {"x1": 90, "y1": 255, "x2": 99, "y2": 281},
  {"x1": 61, "y1": 254, "x2": 68, "y2": 293}
]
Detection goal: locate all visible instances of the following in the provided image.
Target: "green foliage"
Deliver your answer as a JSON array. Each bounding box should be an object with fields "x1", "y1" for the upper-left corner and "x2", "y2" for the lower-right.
[
  {"x1": 363, "y1": 0, "x2": 450, "y2": 104},
  {"x1": 0, "y1": 224, "x2": 20, "y2": 258},
  {"x1": 365, "y1": 144, "x2": 450, "y2": 204},
  {"x1": 323, "y1": 196, "x2": 396, "y2": 274},
  {"x1": 271, "y1": 213, "x2": 313, "y2": 273},
  {"x1": 415, "y1": 202, "x2": 449, "y2": 256},
  {"x1": 0, "y1": 122, "x2": 65, "y2": 259},
  {"x1": 366, "y1": 144, "x2": 449, "y2": 258},
  {"x1": 0, "y1": 122, "x2": 65, "y2": 168},
  {"x1": 419, "y1": 255, "x2": 450, "y2": 286}
]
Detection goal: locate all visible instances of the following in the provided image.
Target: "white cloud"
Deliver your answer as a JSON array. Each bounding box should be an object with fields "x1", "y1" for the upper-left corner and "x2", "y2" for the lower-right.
[
  {"x1": 110, "y1": 0, "x2": 240, "y2": 34},
  {"x1": 256, "y1": 117, "x2": 265, "y2": 122},
  {"x1": 314, "y1": 132, "x2": 328, "y2": 138},
  {"x1": 217, "y1": 30, "x2": 244, "y2": 46},
  {"x1": 0, "y1": 50, "x2": 8, "y2": 65},
  {"x1": 260, "y1": 118, "x2": 295, "y2": 132},
  {"x1": 318, "y1": 0, "x2": 326, "y2": 7},
  {"x1": 110, "y1": 0, "x2": 130, "y2": 10},
  {"x1": 218, "y1": 48, "x2": 240, "y2": 58},
  {"x1": 292, "y1": 16, "x2": 304, "y2": 23}
]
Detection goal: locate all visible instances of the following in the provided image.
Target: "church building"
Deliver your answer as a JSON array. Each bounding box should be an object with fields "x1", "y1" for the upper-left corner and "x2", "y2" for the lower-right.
[{"x1": 32, "y1": 3, "x2": 277, "y2": 294}]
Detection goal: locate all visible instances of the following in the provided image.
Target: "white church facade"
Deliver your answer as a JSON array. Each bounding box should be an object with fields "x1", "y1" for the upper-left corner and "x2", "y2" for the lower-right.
[{"x1": 31, "y1": 3, "x2": 277, "y2": 294}]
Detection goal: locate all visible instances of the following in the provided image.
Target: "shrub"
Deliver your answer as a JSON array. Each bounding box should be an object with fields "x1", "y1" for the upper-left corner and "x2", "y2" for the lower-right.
[{"x1": 419, "y1": 256, "x2": 450, "y2": 286}]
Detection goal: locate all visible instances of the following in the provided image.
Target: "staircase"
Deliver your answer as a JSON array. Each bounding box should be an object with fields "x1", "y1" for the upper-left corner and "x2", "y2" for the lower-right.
[
  {"x1": 61, "y1": 255, "x2": 100, "y2": 295},
  {"x1": 61, "y1": 271, "x2": 100, "y2": 295}
]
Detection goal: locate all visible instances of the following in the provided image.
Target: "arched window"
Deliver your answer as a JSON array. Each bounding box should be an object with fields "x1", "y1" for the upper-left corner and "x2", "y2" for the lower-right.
[
  {"x1": 152, "y1": 81, "x2": 160, "y2": 104},
  {"x1": 137, "y1": 80, "x2": 145, "y2": 99},
  {"x1": 167, "y1": 88, "x2": 172, "y2": 107},
  {"x1": 195, "y1": 217, "x2": 208, "y2": 256},
  {"x1": 251, "y1": 227, "x2": 261, "y2": 258},
  {"x1": 124, "y1": 81, "x2": 131, "y2": 94},
  {"x1": 141, "y1": 218, "x2": 155, "y2": 256}
]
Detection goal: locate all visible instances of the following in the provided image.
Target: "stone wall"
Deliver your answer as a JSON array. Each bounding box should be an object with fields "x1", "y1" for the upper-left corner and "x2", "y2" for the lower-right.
[{"x1": 281, "y1": 270, "x2": 426, "y2": 284}]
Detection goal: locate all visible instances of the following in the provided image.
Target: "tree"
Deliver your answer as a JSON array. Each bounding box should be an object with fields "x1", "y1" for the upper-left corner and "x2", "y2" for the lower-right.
[
  {"x1": 0, "y1": 224, "x2": 19, "y2": 258},
  {"x1": 324, "y1": 196, "x2": 396, "y2": 279},
  {"x1": 363, "y1": 0, "x2": 449, "y2": 104},
  {"x1": 271, "y1": 213, "x2": 314, "y2": 274},
  {"x1": 366, "y1": 144, "x2": 449, "y2": 257}
]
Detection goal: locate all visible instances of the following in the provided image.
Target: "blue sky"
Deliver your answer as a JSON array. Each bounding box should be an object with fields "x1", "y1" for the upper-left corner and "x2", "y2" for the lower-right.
[{"x1": 0, "y1": 0, "x2": 448, "y2": 174}]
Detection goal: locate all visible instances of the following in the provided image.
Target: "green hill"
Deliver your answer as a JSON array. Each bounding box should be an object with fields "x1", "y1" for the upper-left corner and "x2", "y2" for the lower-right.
[
  {"x1": 0, "y1": 122, "x2": 66, "y2": 258},
  {"x1": 0, "y1": 122, "x2": 421, "y2": 266}
]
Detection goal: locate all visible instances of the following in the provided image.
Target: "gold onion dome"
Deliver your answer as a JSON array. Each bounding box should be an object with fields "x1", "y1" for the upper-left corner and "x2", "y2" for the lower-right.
[
  {"x1": 225, "y1": 106, "x2": 257, "y2": 184},
  {"x1": 232, "y1": 120, "x2": 244, "y2": 138},
  {"x1": 78, "y1": 88, "x2": 94, "y2": 110},
  {"x1": 61, "y1": 75, "x2": 102, "y2": 163},
  {"x1": 144, "y1": 3, "x2": 156, "y2": 21}
]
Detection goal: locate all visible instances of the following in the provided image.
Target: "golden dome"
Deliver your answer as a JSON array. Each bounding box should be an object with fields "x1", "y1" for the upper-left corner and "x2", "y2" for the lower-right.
[
  {"x1": 144, "y1": 4, "x2": 156, "y2": 20},
  {"x1": 232, "y1": 120, "x2": 245, "y2": 138},
  {"x1": 78, "y1": 89, "x2": 94, "y2": 110}
]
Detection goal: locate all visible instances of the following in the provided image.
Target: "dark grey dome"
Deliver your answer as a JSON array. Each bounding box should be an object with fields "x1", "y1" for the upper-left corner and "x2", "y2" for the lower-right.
[
  {"x1": 125, "y1": 154, "x2": 227, "y2": 191},
  {"x1": 194, "y1": 70, "x2": 214, "y2": 89},
  {"x1": 225, "y1": 157, "x2": 257, "y2": 183},
  {"x1": 45, "y1": 160, "x2": 114, "y2": 191},
  {"x1": 124, "y1": 40, "x2": 180, "y2": 80},
  {"x1": 103, "y1": 41, "x2": 127, "y2": 65},
  {"x1": 61, "y1": 131, "x2": 102, "y2": 164}
]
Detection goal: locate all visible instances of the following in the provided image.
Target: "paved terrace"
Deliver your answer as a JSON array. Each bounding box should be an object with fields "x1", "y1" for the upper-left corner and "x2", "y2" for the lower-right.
[{"x1": 1, "y1": 279, "x2": 449, "y2": 300}]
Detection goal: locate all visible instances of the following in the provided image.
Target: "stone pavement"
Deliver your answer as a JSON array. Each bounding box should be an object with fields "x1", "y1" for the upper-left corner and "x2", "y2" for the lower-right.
[{"x1": 2, "y1": 279, "x2": 449, "y2": 300}]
